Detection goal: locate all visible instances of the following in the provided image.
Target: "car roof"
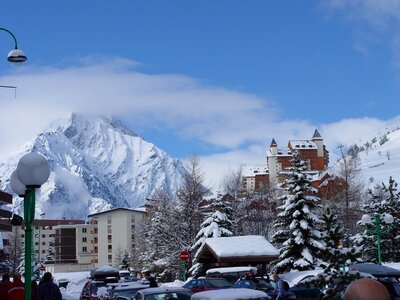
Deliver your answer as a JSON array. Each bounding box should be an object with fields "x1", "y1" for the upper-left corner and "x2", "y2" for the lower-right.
[
  {"x1": 349, "y1": 263, "x2": 400, "y2": 277},
  {"x1": 113, "y1": 284, "x2": 149, "y2": 291},
  {"x1": 138, "y1": 287, "x2": 192, "y2": 295}
]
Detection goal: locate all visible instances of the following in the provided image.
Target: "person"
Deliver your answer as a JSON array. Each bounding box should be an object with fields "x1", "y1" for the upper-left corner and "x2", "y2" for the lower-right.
[
  {"x1": 8, "y1": 273, "x2": 24, "y2": 300},
  {"x1": 144, "y1": 271, "x2": 158, "y2": 287},
  {"x1": 31, "y1": 280, "x2": 38, "y2": 300},
  {"x1": 271, "y1": 272, "x2": 287, "y2": 300},
  {"x1": 343, "y1": 278, "x2": 391, "y2": 300},
  {"x1": 0, "y1": 273, "x2": 11, "y2": 300},
  {"x1": 36, "y1": 272, "x2": 62, "y2": 300}
]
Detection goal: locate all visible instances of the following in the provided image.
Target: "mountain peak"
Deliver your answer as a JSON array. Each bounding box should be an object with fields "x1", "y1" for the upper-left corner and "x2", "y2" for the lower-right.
[{"x1": 0, "y1": 113, "x2": 187, "y2": 219}]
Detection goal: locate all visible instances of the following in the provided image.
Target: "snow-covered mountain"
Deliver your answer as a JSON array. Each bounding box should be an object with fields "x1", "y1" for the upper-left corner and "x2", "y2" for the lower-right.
[
  {"x1": 332, "y1": 126, "x2": 400, "y2": 188},
  {"x1": 0, "y1": 113, "x2": 187, "y2": 219}
]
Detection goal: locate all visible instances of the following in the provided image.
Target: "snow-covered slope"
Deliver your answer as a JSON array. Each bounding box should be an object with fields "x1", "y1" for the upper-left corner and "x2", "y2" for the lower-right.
[
  {"x1": 0, "y1": 114, "x2": 187, "y2": 219},
  {"x1": 358, "y1": 128, "x2": 400, "y2": 187},
  {"x1": 332, "y1": 127, "x2": 400, "y2": 188}
]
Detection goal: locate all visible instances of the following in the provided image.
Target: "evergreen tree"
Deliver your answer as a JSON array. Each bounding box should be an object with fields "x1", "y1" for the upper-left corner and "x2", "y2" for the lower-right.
[
  {"x1": 190, "y1": 194, "x2": 235, "y2": 276},
  {"x1": 312, "y1": 207, "x2": 361, "y2": 299},
  {"x1": 355, "y1": 177, "x2": 400, "y2": 262},
  {"x1": 272, "y1": 151, "x2": 324, "y2": 273},
  {"x1": 120, "y1": 250, "x2": 131, "y2": 271}
]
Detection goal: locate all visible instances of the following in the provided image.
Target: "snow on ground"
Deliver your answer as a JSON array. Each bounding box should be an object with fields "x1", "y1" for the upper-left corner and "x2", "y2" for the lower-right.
[
  {"x1": 53, "y1": 271, "x2": 90, "y2": 300},
  {"x1": 51, "y1": 271, "x2": 183, "y2": 300}
]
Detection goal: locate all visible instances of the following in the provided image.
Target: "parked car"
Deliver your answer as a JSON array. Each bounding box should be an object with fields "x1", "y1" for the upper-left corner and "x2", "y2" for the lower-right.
[
  {"x1": 183, "y1": 278, "x2": 232, "y2": 294},
  {"x1": 133, "y1": 287, "x2": 192, "y2": 300},
  {"x1": 289, "y1": 276, "x2": 323, "y2": 300},
  {"x1": 206, "y1": 266, "x2": 259, "y2": 284},
  {"x1": 233, "y1": 277, "x2": 274, "y2": 294},
  {"x1": 349, "y1": 263, "x2": 400, "y2": 300},
  {"x1": 107, "y1": 282, "x2": 150, "y2": 299},
  {"x1": 191, "y1": 288, "x2": 271, "y2": 300}
]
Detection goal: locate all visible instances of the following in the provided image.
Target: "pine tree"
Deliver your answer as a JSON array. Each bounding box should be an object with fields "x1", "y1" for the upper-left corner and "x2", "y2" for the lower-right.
[
  {"x1": 120, "y1": 250, "x2": 131, "y2": 271},
  {"x1": 272, "y1": 151, "x2": 324, "y2": 273},
  {"x1": 355, "y1": 177, "x2": 400, "y2": 262},
  {"x1": 311, "y1": 207, "x2": 361, "y2": 299},
  {"x1": 190, "y1": 194, "x2": 235, "y2": 277}
]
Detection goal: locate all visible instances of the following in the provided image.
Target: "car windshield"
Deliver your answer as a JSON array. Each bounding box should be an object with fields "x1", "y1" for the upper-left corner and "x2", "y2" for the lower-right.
[{"x1": 205, "y1": 279, "x2": 232, "y2": 288}]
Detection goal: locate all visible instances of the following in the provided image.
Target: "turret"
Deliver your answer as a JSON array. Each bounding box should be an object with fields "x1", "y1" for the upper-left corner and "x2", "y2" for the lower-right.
[
  {"x1": 269, "y1": 138, "x2": 278, "y2": 155},
  {"x1": 312, "y1": 129, "x2": 324, "y2": 157}
]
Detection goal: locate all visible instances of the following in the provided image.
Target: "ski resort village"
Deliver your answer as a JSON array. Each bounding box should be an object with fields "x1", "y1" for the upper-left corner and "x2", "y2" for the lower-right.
[{"x1": 2, "y1": 2, "x2": 400, "y2": 299}]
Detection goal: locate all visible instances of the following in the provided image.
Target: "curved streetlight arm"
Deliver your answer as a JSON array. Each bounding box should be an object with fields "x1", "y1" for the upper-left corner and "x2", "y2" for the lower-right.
[{"x1": 0, "y1": 27, "x2": 19, "y2": 49}]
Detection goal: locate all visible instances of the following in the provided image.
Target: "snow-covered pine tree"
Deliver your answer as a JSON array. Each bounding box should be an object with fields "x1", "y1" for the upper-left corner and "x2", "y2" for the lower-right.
[
  {"x1": 311, "y1": 207, "x2": 361, "y2": 300},
  {"x1": 121, "y1": 250, "x2": 131, "y2": 271},
  {"x1": 354, "y1": 177, "x2": 400, "y2": 262},
  {"x1": 189, "y1": 194, "x2": 235, "y2": 277},
  {"x1": 272, "y1": 151, "x2": 324, "y2": 273}
]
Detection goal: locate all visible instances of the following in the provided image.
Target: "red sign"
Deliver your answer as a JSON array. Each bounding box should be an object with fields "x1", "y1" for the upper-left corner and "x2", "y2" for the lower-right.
[
  {"x1": 40, "y1": 265, "x2": 45, "y2": 271},
  {"x1": 179, "y1": 250, "x2": 190, "y2": 261}
]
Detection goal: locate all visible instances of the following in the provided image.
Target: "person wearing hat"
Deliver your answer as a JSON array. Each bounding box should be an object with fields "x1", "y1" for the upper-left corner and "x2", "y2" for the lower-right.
[
  {"x1": 271, "y1": 272, "x2": 287, "y2": 300},
  {"x1": 344, "y1": 278, "x2": 390, "y2": 300}
]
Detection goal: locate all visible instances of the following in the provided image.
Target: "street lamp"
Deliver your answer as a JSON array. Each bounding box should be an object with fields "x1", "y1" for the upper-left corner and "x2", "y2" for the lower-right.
[
  {"x1": 10, "y1": 153, "x2": 50, "y2": 300},
  {"x1": 0, "y1": 27, "x2": 27, "y2": 62},
  {"x1": 361, "y1": 213, "x2": 394, "y2": 265}
]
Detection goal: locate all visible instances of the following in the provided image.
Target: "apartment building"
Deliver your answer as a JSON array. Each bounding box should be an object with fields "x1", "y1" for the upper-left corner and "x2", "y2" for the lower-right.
[{"x1": 88, "y1": 207, "x2": 146, "y2": 267}]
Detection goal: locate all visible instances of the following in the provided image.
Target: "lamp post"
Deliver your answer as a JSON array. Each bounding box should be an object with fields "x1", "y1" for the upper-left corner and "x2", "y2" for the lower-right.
[
  {"x1": 361, "y1": 213, "x2": 394, "y2": 265},
  {"x1": 0, "y1": 27, "x2": 27, "y2": 62},
  {"x1": 10, "y1": 153, "x2": 50, "y2": 300}
]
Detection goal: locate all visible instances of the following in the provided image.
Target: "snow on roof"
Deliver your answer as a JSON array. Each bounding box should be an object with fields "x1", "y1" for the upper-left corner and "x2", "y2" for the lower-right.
[
  {"x1": 289, "y1": 140, "x2": 317, "y2": 150},
  {"x1": 203, "y1": 235, "x2": 279, "y2": 258},
  {"x1": 88, "y1": 207, "x2": 146, "y2": 217},
  {"x1": 242, "y1": 165, "x2": 268, "y2": 177}
]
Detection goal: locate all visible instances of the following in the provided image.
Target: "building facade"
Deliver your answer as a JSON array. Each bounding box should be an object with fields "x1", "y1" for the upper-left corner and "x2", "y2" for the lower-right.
[{"x1": 88, "y1": 207, "x2": 146, "y2": 267}]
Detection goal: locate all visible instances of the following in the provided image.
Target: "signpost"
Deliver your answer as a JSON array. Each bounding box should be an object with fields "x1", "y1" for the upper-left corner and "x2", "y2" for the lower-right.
[{"x1": 179, "y1": 250, "x2": 190, "y2": 281}]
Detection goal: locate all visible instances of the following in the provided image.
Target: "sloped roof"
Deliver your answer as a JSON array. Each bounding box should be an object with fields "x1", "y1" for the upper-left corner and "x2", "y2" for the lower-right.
[{"x1": 199, "y1": 235, "x2": 279, "y2": 259}]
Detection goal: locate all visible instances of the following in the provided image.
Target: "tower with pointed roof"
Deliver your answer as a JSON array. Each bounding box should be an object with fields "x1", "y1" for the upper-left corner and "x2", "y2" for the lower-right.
[{"x1": 265, "y1": 130, "x2": 329, "y2": 187}]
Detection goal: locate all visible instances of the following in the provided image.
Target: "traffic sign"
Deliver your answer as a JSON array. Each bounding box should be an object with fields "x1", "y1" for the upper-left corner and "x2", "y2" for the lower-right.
[{"x1": 179, "y1": 250, "x2": 190, "y2": 261}]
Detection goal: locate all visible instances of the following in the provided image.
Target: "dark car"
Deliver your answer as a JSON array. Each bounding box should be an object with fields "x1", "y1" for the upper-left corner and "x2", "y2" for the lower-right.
[
  {"x1": 183, "y1": 278, "x2": 232, "y2": 294},
  {"x1": 233, "y1": 277, "x2": 275, "y2": 294},
  {"x1": 134, "y1": 287, "x2": 192, "y2": 300},
  {"x1": 349, "y1": 263, "x2": 400, "y2": 300},
  {"x1": 289, "y1": 277, "x2": 323, "y2": 300}
]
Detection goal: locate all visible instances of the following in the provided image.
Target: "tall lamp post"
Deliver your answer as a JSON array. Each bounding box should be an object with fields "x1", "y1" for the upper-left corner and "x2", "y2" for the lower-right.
[
  {"x1": 361, "y1": 213, "x2": 394, "y2": 265},
  {"x1": 10, "y1": 153, "x2": 50, "y2": 300}
]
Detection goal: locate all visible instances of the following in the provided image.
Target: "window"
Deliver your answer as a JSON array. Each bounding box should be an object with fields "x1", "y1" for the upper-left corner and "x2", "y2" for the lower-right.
[
  {"x1": 108, "y1": 245, "x2": 112, "y2": 250},
  {"x1": 131, "y1": 215, "x2": 135, "y2": 223},
  {"x1": 82, "y1": 246, "x2": 87, "y2": 252},
  {"x1": 82, "y1": 228, "x2": 87, "y2": 233},
  {"x1": 108, "y1": 235, "x2": 112, "y2": 241},
  {"x1": 107, "y1": 215, "x2": 112, "y2": 224},
  {"x1": 108, "y1": 255, "x2": 112, "y2": 260},
  {"x1": 82, "y1": 237, "x2": 87, "y2": 243}
]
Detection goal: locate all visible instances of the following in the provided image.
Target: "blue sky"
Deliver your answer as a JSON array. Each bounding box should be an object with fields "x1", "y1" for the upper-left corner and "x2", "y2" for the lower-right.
[{"x1": 1, "y1": 1, "x2": 400, "y2": 186}]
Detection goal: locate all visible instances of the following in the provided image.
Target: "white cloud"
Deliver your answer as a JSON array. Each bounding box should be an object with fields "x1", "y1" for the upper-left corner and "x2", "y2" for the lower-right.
[{"x1": 1, "y1": 58, "x2": 398, "y2": 187}]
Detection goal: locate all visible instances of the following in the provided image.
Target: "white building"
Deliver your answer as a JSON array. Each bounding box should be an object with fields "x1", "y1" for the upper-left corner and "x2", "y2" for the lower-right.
[{"x1": 88, "y1": 207, "x2": 146, "y2": 267}]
